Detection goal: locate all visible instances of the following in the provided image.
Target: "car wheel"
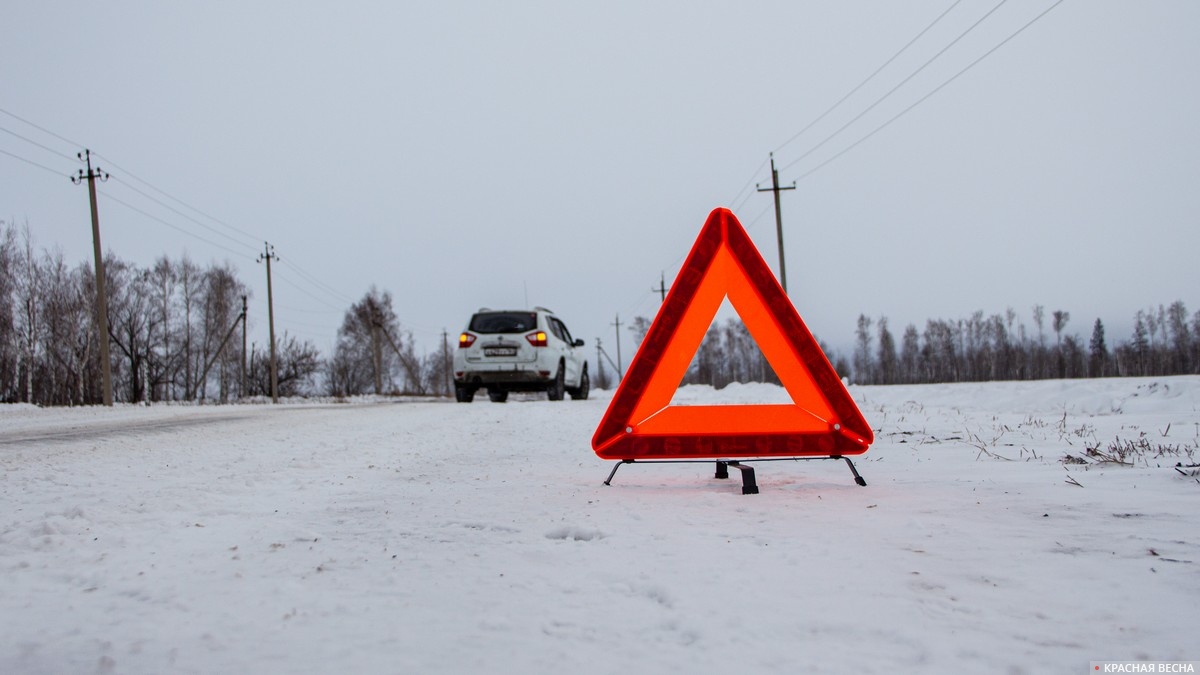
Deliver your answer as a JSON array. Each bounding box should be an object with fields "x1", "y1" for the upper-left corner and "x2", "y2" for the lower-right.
[
  {"x1": 488, "y1": 389, "x2": 509, "y2": 403},
  {"x1": 569, "y1": 366, "x2": 589, "y2": 401},
  {"x1": 546, "y1": 363, "x2": 565, "y2": 401},
  {"x1": 454, "y1": 384, "x2": 475, "y2": 403}
]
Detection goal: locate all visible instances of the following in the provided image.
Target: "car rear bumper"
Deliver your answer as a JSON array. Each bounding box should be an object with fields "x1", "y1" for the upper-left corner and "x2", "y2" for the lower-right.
[{"x1": 456, "y1": 366, "x2": 552, "y2": 389}]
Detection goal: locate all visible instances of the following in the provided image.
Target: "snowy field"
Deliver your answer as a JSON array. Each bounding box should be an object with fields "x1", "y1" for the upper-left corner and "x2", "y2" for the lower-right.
[{"x1": 2, "y1": 376, "x2": 1198, "y2": 674}]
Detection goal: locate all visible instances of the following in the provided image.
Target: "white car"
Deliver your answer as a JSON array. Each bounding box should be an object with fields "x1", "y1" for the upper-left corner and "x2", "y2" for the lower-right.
[{"x1": 453, "y1": 307, "x2": 589, "y2": 403}]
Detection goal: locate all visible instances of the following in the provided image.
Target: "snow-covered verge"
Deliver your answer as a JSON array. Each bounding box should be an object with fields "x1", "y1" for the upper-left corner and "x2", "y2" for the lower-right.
[{"x1": 1, "y1": 377, "x2": 1197, "y2": 674}]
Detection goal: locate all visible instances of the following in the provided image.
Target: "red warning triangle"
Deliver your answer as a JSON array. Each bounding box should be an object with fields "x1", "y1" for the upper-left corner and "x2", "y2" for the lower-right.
[{"x1": 592, "y1": 208, "x2": 873, "y2": 460}]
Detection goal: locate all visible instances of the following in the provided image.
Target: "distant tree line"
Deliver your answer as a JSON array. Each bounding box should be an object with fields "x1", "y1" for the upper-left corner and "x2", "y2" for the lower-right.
[
  {"x1": 626, "y1": 315, "x2": 850, "y2": 388},
  {"x1": 627, "y1": 300, "x2": 1199, "y2": 388},
  {"x1": 0, "y1": 221, "x2": 446, "y2": 406},
  {"x1": 850, "y1": 303, "x2": 1199, "y2": 385},
  {"x1": 9, "y1": 215, "x2": 1197, "y2": 404}
]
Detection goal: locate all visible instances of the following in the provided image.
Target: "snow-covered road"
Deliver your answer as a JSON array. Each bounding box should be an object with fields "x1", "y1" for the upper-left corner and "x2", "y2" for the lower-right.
[{"x1": 2, "y1": 378, "x2": 1197, "y2": 674}]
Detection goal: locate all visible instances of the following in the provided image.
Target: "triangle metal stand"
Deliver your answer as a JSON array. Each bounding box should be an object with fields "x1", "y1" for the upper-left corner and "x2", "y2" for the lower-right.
[{"x1": 602, "y1": 455, "x2": 866, "y2": 495}]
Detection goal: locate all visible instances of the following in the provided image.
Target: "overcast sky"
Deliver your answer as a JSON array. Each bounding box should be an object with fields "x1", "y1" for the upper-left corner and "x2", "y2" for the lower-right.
[{"x1": 4, "y1": 1, "x2": 1198, "y2": 368}]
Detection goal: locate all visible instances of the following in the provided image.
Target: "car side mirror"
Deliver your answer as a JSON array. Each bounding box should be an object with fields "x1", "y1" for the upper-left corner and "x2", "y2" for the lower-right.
[{"x1": 574, "y1": 339, "x2": 585, "y2": 347}]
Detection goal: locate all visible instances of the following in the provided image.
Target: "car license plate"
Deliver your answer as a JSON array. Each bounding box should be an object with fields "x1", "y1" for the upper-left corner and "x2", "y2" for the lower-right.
[{"x1": 484, "y1": 346, "x2": 517, "y2": 357}]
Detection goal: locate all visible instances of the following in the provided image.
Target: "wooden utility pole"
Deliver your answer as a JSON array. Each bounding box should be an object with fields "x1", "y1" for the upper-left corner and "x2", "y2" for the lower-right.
[
  {"x1": 756, "y1": 152, "x2": 796, "y2": 294},
  {"x1": 653, "y1": 272, "x2": 667, "y2": 303},
  {"x1": 72, "y1": 149, "x2": 113, "y2": 406},
  {"x1": 442, "y1": 329, "x2": 451, "y2": 396},
  {"x1": 611, "y1": 314, "x2": 623, "y2": 381},
  {"x1": 240, "y1": 295, "x2": 248, "y2": 399},
  {"x1": 257, "y1": 243, "x2": 279, "y2": 403},
  {"x1": 595, "y1": 337, "x2": 604, "y2": 387}
]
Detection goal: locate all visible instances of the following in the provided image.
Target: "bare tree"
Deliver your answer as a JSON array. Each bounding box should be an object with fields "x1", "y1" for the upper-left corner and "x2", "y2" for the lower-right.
[
  {"x1": 422, "y1": 336, "x2": 454, "y2": 396},
  {"x1": 39, "y1": 251, "x2": 94, "y2": 405},
  {"x1": 685, "y1": 327, "x2": 725, "y2": 388},
  {"x1": 14, "y1": 223, "x2": 40, "y2": 402},
  {"x1": 876, "y1": 317, "x2": 897, "y2": 385},
  {"x1": 177, "y1": 256, "x2": 203, "y2": 398},
  {"x1": 1089, "y1": 318, "x2": 1108, "y2": 378},
  {"x1": 325, "y1": 340, "x2": 372, "y2": 397},
  {"x1": 197, "y1": 262, "x2": 246, "y2": 401},
  {"x1": 628, "y1": 316, "x2": 651, "y2": 346},
  {"x1": 0, "y1": 221, "x2": 19, "y2": 401},
  {"x1": 1052, "y1": 310, "x2": 1070, "y2": 346},
  {"x1": 1052, "y1": 310, "x2": 1070, "y2": 378},
  {"x1": 248, "y1": 333, "x2": 320, "y2": 397},
  {"x1": 104, "y1": 256, "x2": 159, "y2": 402},
  {"x1": 853, "y1": 314, "x2": 873, "y2": 384},
  {"x1": 899, "y1": 324, "x2": 920, "y2": 384},
  {"x1": 331, "y1": 286, "x2": 418, "y2": 395},
  {"x1": 1193, "y1": 309, "x2": 1200, "y2": 374},
  {"x1": 1165, "y1": 300, "x2": 1191, "y2": 374},
  {"x1": 146, "y1": 256, "x2": 179, "y2": 401}
]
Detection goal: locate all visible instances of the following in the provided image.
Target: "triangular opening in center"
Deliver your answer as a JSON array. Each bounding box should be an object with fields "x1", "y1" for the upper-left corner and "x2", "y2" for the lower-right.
[{"x1": 669, "y1": 297, "x2": 787, "y2": 406}]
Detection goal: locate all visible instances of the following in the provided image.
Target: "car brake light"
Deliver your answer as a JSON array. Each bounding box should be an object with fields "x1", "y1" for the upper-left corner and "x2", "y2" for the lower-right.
[
  {"x1": 526, "y1": 331, "x2": 547, "y2": 347},
  {"x1": 459, "y1": 333, "x2": 476, "y2": 348}
]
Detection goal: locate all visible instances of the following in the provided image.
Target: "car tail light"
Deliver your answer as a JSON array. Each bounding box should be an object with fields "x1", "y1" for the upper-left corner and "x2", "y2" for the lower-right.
[
  {"x1": 525, "y1": 331, "x2": 547, "y2": 347},
  {"x1": 458, "y1": 333, "x2": 476, "y2": 348}
]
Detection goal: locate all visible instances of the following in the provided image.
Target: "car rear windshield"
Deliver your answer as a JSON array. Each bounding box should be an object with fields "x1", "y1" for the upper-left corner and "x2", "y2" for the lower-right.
[{"x1": 469, "y1": 312, "x2": 538, "y2": 334}]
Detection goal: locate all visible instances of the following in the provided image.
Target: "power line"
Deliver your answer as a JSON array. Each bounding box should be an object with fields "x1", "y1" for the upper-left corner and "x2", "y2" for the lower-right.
[
  {"x1": 98, "y1": 189, "x2": 252, "y2": 259},
  {"x1": 0, "y1": 109, "x2": 268, "y2": 259},
  {"x1": 727, "y1": 156, "x2": 770, "y2": 212},
  {"x1": 106, "y1": 175, "x2": 260, "y2": 253},
  {"x1": 732, "y1": 3, "x2": 965, "y2": 217},
  {"x1": 283, "y1": 260, "x2": 354, "y2": 305},
  {"x1": 773, "y1": 0, "x2": 965, "y2": 156},
  {"x1": 93, "y1": 152, "x2": 354, "y2": 315},
  {"x1": 276, "y1": 262, "x2": 354, "y2": 306},
  {"x1": 780, "y1": 0, "x2": 1011, "y2": 175},
  {"x1": 686, "y1": 0, "x2": 964, "y2": 314},
  {"x1": 619, "y1": 289, "x2": 655, "y2": 320},
  {"x1": 604, "y1": 0, "x2": 969, "y2": 326},
  {"x1": 279, "y1": 304, "x2": 344, "y2": 315},
  {"x1": 790, "y1": 0, "x2": 1066, "y2": 183},
  {"x1": 741, "y1": 201, "x2": 774, "y2": 233},
  {"x1": 0, "y1": 106, "x2": 83, "y2": 149},
  {"x1": 0, "y1": 107, "x2": 360, "y2": 357},
  {"x1": 93, "y1": 151, "x2": 265, "y2": 247},
  {"x1": 0, "y1": 124, "x2": 78, "y2": 162},
  {"x1": 0, "y1": 147, "x2": 70, "y2": 178},
  {"x1": 276, "y1": 316, "x2": 339, "y2": 332},
  {"x1": 718, "y1": 0, "x2": 970, "y2": 230},
  {"x1": 98, "y1": 177, "x2": 355, "y2": 323},
  {"x1": 271, "y1": 268, "x2": 346, "y2": 311},
  {"x1": 626, "y1": 200, "x2": 772, "y2": 320},
  {"x1": 261, "y1": 327, "x2": 332, "y2": 344}
]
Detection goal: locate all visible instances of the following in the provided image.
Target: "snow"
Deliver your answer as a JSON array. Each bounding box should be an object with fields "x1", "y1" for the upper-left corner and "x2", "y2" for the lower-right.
[{"x1": 2, "y1": 377, "x2": 1198, "y2": 674}]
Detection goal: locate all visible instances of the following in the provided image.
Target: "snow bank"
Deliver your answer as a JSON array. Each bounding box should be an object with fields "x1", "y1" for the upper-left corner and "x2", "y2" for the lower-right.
[{"x1": 1, "y1": 377, "x2": 1197, "y2": 674}]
